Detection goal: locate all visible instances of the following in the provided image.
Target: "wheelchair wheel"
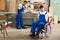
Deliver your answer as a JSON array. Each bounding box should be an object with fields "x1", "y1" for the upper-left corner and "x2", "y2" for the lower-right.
[{"x1": 40, "y1": 23, "x2": 48, "y2": 39}]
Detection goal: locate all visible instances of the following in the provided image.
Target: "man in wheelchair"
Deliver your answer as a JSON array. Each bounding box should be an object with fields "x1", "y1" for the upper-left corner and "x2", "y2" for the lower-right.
[{"x1": 29, "y1": 5, "x2": 52, "y2": 38}]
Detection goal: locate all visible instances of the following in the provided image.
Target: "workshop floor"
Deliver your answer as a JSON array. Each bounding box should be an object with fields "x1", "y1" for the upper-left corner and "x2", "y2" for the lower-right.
[{"x1": 0, "y1": 24, "x2": 60, "y2": 40}]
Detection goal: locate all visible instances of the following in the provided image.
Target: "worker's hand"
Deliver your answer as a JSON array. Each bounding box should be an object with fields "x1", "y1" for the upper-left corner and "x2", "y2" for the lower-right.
[
  {"x1": 49, "y1": 16, "x2": 53, "y2": 22},
  {"x1": 27, "y1": 8, "x2": 33, "y2": 13}
]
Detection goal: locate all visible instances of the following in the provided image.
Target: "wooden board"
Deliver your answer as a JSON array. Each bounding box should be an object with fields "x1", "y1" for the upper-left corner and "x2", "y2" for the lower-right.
[
  {"x1": 9, "y1": 0, "x2": 17, "y2": 12},
  {"x1": 0, "y1": 0, "x2": 7, "y2": 11},
  {"x1": 0, "y1": 16, "x2": 7, "y2": 20}
]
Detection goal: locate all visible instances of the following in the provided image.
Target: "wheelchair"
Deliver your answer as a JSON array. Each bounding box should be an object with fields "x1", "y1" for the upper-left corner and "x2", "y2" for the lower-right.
[
  {"x1": 33, "y1": 18, "x2": 49, "y2": 38},
  {"x1": 40, "y1": 22, "x2": 48, "y2": 39},
  {"x1": 40, "y1": 21, "x2": 52, "y2": 39}
]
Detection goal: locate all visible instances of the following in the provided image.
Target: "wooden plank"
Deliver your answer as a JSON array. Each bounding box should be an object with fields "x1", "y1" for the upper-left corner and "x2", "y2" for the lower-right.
[
  {"x1": 0, "y1": 16, "x2": 7, "y2": 20},
  {"x1": 9, "y1": 0, "x2": 16, "y2": 12},
  {"x1": 0, "y1": 0, "x2": 7, "y2": 11}
]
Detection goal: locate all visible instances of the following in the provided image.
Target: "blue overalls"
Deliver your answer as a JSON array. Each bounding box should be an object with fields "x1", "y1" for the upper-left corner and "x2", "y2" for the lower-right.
[
  {"x1": 31, "y1": 12, "x2": 47, "y2": 35},
  {"x1": 16, "y1": 6, "x2": 24, "y2": 29}
]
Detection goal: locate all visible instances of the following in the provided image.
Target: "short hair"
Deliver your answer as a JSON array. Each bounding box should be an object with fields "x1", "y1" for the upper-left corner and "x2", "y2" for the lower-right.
[
  {"x1": 28, "y1": 1, "x2": 30, "y2": 3},
  {"x1": 24, "y1": 1, "x2": 27, "y2": 3},
  {"x1": 40, "y1": 5, "x2": 44, "y2": 9}
]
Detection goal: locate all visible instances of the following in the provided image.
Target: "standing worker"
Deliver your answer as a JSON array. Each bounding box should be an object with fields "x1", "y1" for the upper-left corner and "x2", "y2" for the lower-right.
[{"x1": 16, "y1": 1, "x2": 27, "y2": 29}]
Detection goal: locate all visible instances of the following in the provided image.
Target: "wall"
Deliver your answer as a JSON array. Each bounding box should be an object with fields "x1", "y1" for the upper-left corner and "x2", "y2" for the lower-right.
[
  {"x1": 50, "y1": 0, "x2": 60, "y2": 21},
  {"x1": 9, "y1": 0, "x2": 17, "y2": 12}
]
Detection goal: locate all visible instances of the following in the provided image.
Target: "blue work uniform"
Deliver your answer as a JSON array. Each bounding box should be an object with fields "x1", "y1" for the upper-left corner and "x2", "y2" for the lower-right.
[
  {"x1": 16, "y1": 4, "x2": 24, "y2": 29},
  {"x1": 31, "y1": 12, "x2": 47, "y2": 35}
]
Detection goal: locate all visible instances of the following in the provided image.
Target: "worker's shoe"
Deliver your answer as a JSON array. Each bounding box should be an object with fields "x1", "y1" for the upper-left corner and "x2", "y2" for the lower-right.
[
  {"x1": 29, "y1": 33, "x2": 35, "y2": 37},
  {"x1": 16, "y1": 28, "x2": 21, "y2": 29},
  {"x1": 35, "y1": 35, "x2": 39, "y2": 38},
  {"x1": 35, "y1": 33, "x2": 39, "y2": 38},
  {"x1": 22, "y1": 27, "x2": 27, "y2": 29}
]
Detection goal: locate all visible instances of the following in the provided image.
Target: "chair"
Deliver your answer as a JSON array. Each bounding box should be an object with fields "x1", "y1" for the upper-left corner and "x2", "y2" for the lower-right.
[{"x1": 40, "y1": 22, "x2": 48, "y2": 39}]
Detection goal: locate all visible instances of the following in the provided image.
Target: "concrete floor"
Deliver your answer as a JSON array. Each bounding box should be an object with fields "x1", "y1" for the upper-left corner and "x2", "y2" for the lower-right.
[{"x1": 0, "y1": 24, "x2": 60, "y2": 40}]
